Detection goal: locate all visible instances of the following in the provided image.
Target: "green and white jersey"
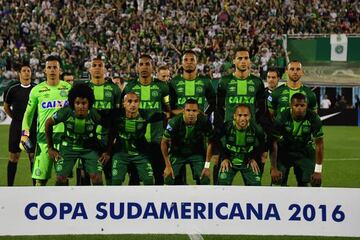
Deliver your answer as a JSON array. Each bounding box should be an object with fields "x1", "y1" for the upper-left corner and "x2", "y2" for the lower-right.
[
  {"x1": 273, "y1": 109, "x2": 323, "y2": 152},
  {"x1": 22, "y1": 80, "x2": 71, "y2": 142},
  {"x1": 169, "y1": 75, "x2": 216, "y2": 113},
  {"x1": 51, "y1": 106, "x2": 102, "y2": 149},
  {"x1": 217, "y1": 73, "x2": 265, "y2": 122},
  {"x1": 267, "y1": 84, "x2": 317, "y2": 117},
  {"x1": 114, "y1": 110, "x2": 164, "y2": 155},
  {"x1": 218, "y1": 121, "x2": 265, "y2": 165},
  {"x1": 163, "y1": 114, "x2": 214, "y2": 157},
  {"x1": 122, "y1": 78, "x2": 170, "y2": 143}
]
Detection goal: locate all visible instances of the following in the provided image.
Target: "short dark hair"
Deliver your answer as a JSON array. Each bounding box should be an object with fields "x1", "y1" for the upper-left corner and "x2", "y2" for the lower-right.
[
  {"x1": 158, "y1": 65, "x2": 169, "y2": 71},
  {"x1": 234, "y1": 104, "x2": 251, "y2": 116},
  {"x1": 91, "y1": 56, "x2": 104, "y2": 62},
  {"x1": 18, "y1": 63, "x2": 31, "y2": 72},
  {"x1": 45, "y1": 55, "x2": 61, "y2": 64},
  {"x1": 287, "y1": 59, "x2": 302, "y2": 68},
  {"x1": 182, "y1": 50, "x2": 197, "y2": 58},
  {"x1": 291, "y1": 93, "x2": 308, "y2": 103},
  {"x1": 68, "y1": 83, "x2": 95, "y2": 109},
  {"x1": 234, "y1": 47, "x2": 250, "y2": 58},
  {"x1": 184, "y1": 98, "x2": 199, "y2": 107},
  {"x1": 139, "y1": 54, "x2": 153, "y2": 61},
  {"x1": 62, "y1": 72, "x2": 73, "y2": 78},
  {"x1": 267, "y1": 67, "x2": 279, "y2": 77}
]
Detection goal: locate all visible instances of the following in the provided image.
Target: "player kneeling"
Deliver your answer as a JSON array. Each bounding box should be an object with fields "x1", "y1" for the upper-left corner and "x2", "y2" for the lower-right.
[
  {"x1": 217, "y1": 104, "x2": 265, "y2": 186},
  {"x1": 270, "y1": 93, "x2": 324, "y2": 187},
  {"x1": 45, "y1": 83, "x2": 110, "y2": 185}
]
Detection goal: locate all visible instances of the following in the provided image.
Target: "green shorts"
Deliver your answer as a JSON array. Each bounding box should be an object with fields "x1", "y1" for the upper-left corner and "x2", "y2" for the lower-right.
[
  {"x1": 277, "y1": 146, "x2": 315, "y2": 186},
  {"x1": 218, "y1": 162, "x2": 261, "y2": 186},
  {"x1": 112, "y1": 152, "x2": 153, "y2": 185},
  {"x1": 32, "y1": 133, "x2": 62, "y2": 180},
  {"x1": 55, "y1": 145, "x2": 102, "y2": 177},
  {"x1": 165, "y1": 154, "x2": 209, "y2": 185}
]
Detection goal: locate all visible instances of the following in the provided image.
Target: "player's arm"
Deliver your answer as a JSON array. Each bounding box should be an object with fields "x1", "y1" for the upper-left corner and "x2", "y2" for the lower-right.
[
  {"x1": 3, "y1": 102, "x2": 13, "y2": 119},
  {"x1": 161, "y1": 137, "x2": 174, "y2": 179},
  {"x1": 216, "y1": 78, "x2": 226, "y2": 122},
  {"x1": 311, "y1": 115, "x2": 324, "y2": 186},
  {"x1": 21, "y1": 89, "x2": 38, "y2": 143},
  {"x1": 161, "y1": 83, "x2": 172, "y2": 119},
  {"x1": 204, "y1": 80, "x2": 216, "y2": 115},
  {"x1": 201, "y1": 119, "x2": 215, "y2": 179},
  {"x1": 270, "y1": 116, "x2": 283, "y2": 184},
  {"x1": 255, "y1": 80, "x2": 266, "y2": 120},
  {"x1": 45, "y1": 117, "x2": 61, "y2": 161}
]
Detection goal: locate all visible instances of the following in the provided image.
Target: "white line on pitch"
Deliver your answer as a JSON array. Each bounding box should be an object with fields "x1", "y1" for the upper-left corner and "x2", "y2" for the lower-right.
[{"x1": 188, "y1": 234, "x2": 204, "y2": 240}]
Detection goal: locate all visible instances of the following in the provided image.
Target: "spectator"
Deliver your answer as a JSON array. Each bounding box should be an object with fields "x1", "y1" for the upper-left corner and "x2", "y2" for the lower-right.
[{"x1": 320, "y1": 94, "x2": 332, "y2": 109}]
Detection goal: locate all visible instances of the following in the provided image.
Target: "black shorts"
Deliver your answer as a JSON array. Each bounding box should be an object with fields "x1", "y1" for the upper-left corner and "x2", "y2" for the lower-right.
[{"x1": 8, "y1": 121, "x2": 36, "y2": 153}]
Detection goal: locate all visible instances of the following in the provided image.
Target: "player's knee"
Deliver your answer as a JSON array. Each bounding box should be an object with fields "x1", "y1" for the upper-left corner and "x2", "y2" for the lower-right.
[
  {"x1": 90, "y1": 174, "x2": 103, "y2": 185},
  {"x1": 55, "y1": 176, "x2": 68, "y2": 186},
  {"x1": 199, "y1": 176, "x2": 210, "y2": 185},
  {"x1": 218, "y1": 172, "x2": 231, "y2": 185},
  {"x1": 142, "y1": 176, "x2": 154, "y2": 185},
  {"x1": 164, "y1": 176, "x2": 175, "y2": 185},
  {"x1": 9, "y1": 153, "x2": 20, "y2": 162},
  {"x1": 35, "y1": 179, "x2": 48, "y2": 186}
]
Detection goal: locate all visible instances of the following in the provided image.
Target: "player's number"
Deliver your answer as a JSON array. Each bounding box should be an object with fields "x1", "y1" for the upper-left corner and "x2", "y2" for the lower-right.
[{"x1": 289, "y1": 204, "x2": 345, "y2": 222}]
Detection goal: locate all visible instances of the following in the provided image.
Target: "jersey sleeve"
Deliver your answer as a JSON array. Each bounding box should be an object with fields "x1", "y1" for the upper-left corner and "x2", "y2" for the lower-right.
[
  {"x1": 3, "y1": 85, "x2": 13, "y2": 104},
  {"x1": 267, "y1": 88, "x2": 278, "y2": 114},
  {"x1": 160, "y1": 81, "x2": 171, "y2": 111},
  {"x1": 307, "y1": 89, "x2": 318, "y2": 112},
  {"x1": 216, "y1": 76, "x2": 228, "y2": 121},
  {"x1": 311, "y1": 113, "x2": 324, "y2": 139},
  {"x1": 22, "y1": 87, "x2": 38, "y2": 132},
  {"x1": 52, "y1": 107, "x2": 70, "y2": 125},
  {"x1": 204, "y1": 78, "x2": 216, "y2": 115},
  {"x1": 272, "y1": 111, "x2": 285, "y2": 141},
  {"x1": 163, "y1": 118, "x2": 176, "y2": 140}
]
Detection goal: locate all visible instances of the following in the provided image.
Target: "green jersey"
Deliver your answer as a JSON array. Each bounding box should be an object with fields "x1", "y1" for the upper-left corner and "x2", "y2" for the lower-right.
[
  {"x1": 22, "y1": 80, "x2": 71, "y2": 142},
  {"x1": 218, "y1": 121, "x2": 265, "y2": 165},
  {"x1": 169, "y1": 75, "x2": 216, "y2": 114},
  {"x1": 114, "y1": 110, "x2": 164, "y2": 155},
  {"x1": 267, "y1": 84, "x2": 317, "y2": 117},
  {"x1": 273, "y1": 109, "x2": 323, "y2": 152},
  {"x1": 122, "y1": 78, "x2": 170, "y2": 143},
  {"x1": 163, "y1": 114, "x2": 214, "y2": 157},
  {"x1": 217, "y1": 73, "x2": 265, "y2": 122},
  {"x1": 87, "y1": 81, "x2": 121, "y2": 127},
  {"x1": 51, "y1": 106, "x2": 102, "y2": 150}
]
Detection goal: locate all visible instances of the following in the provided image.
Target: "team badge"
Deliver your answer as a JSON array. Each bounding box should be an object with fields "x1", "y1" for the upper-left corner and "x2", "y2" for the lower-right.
[
  {"x1": 112, "y1": 169, "x2": 118, "y2": 176},
  {"x1": 87, "y1": 125, "x2": 94, "y2": 131},
  {"x1": 248, "y1": 86, "x2": 255, "y2": 93},
  {"x1": 35, "y1": 168, "x2": 42, "y2": 176},
  {"x1": 196, "y1": 86, "x2": 203, "y2": 93},
  {"x1": 152, "y1": 91, "x2": 159, "y2": 97},
  {"x1": 56, "y1": 164, "x2": 63, "y2": 172},
  {"x1": 60, "y1": 90, "x2": 68, "y2": 97},
  {"x1": 105, "y1": 91, "x2": 112, "y2": 97}
]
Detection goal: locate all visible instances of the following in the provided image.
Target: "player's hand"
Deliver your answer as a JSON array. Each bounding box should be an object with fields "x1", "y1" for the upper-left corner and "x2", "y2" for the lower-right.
[
  {"x1": 270, "y1": 167, "x2": 283, "y2": 184},
  {"x1": 19, "y1": 135, "x2": 29, "y2": 151},
  {"x1": 220, "y1": 159, "x2": 231, "y2": 172},
  {"x1": 163, "y1": 165, "x2": 174, "y2": 179},
  {"x1": 48, "y1": 148, "x2": 61, "y2": 162},
  {"x1": 200, "y1": 168, "x2": 210, "y2": 179},
  {"x1": 311, "y1": 172, "x2": 322, "y2": 187},
  {"x1": 98, "y1": 152, "x2": 110, "y2": 165},
  {"x1": 248, "y1": 159, "x2": 259, "y2": 175}
]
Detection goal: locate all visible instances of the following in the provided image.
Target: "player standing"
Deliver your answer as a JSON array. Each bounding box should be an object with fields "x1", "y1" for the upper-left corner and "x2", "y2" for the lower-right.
[
  {"x1": 3, "y1": 64, "x2": 36, "y2": 186},
  {"x1": 21, "y1": 55, "x2": 71, "y2": 186}
]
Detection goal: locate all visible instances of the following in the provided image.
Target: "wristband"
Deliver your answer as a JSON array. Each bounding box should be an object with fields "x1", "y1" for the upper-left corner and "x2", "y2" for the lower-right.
[
  {"x1": 21, "y1": 130, "x2": 30, "y2": 137},
  {"x1": 204, "y1": 161, "x2": 210, "y2": 169},
  {"x1": 314, "y1": 164, "x2": 322, "y2": 173}
]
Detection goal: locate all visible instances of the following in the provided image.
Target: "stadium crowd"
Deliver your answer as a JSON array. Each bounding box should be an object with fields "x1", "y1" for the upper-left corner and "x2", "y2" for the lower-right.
[{"x1": 0, "y1": 0, "x2": 359, "y2": 88}]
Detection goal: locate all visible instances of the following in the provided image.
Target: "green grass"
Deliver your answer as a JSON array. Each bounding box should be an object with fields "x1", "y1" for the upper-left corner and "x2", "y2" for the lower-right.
[{"x1": 0, "y1": 125, "x2": 359, "y2": 240}]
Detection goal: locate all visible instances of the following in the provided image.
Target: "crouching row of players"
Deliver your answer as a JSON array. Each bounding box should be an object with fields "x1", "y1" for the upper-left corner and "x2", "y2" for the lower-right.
[{"x1": 42, "y1": 83, "x2": 323, "y2": 186}]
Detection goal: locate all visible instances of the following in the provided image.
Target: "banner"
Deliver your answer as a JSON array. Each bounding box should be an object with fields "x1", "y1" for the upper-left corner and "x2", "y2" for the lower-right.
[
  {"x1": 0, "y1": 186, "x2": 359, "y2": 237},
  {"x1": 330, "y1": 34, "x2": 348, "y2": 61}
]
